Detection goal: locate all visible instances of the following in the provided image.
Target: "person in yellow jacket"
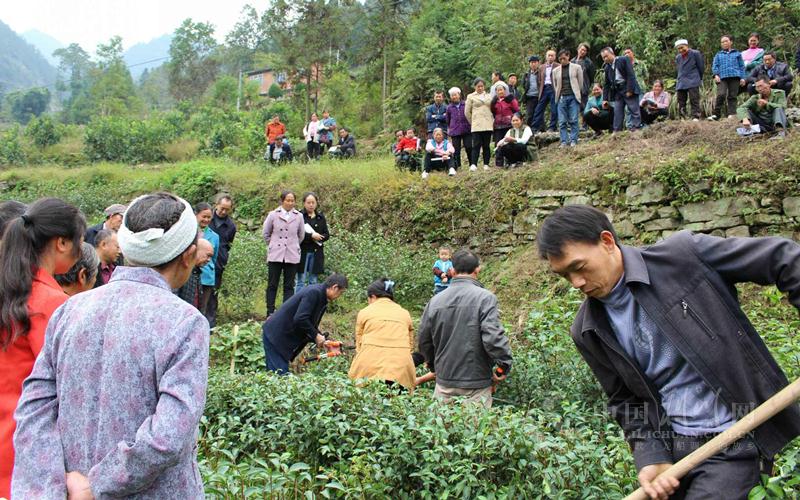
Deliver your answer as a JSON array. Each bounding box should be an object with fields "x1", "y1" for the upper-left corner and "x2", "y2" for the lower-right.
[{"x1": 348, "y1": 278, "x2": 416, "y2": 391}]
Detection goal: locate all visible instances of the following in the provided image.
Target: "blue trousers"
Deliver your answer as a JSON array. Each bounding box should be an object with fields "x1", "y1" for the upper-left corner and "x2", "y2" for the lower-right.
[
  {"x1": 557, "y1": 95, "x2": 580, "y2": 145},
  {"x1": 613, "y1": 93, "x2": 641, "y2": 131},
  {"x1": 295, "y1": 253, "x2": 318, "y2": 294},
  {"x1": 532, "y1": 85, "x2": 558, "y2": 131},
  {"x1": 263, "y1": 335, "x2": 290, "y2": 375}
]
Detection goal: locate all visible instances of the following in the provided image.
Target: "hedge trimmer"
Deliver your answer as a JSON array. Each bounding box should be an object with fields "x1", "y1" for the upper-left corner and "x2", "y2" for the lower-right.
[{"x1": 303, "y1": 337, "x2": 355, "y2": 363}]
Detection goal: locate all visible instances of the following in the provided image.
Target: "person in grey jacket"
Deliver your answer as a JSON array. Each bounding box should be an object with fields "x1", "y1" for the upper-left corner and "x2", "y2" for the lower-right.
[
  {"x1": 674, "y1": 39, "x2": 705, "y2": 120},
  {"x1": 537, "y1": 204, "x2": 800, "y2": 500},
  {"x1": 417, "y1": 249, "x2": 512, "y2": 408}
]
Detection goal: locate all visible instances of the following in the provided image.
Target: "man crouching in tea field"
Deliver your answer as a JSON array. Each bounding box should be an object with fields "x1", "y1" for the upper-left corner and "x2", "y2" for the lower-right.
[
  {"x1": 537, "y1": 205, "x2": 800, "y2": 500},
  {"x1": 12, "y1": 193, "x2": 209, "y2": 499}
]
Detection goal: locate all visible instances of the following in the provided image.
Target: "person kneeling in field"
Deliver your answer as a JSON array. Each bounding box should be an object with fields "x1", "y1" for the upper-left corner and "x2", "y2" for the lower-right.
[
  {"x1": 348, "y1": 278, "x2": 416, "y2": 391},
  {"x1": 537, "y1": 205, "x2": 800, "y2": 499},
  {"x1": 262, "y1": 273, "x2": 348, "y2": 374}
]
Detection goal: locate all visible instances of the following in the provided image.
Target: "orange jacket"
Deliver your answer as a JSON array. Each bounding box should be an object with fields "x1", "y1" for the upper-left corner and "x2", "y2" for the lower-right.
[{"x1": 266, "y1": 122, "x2": 286, "y2": 145}]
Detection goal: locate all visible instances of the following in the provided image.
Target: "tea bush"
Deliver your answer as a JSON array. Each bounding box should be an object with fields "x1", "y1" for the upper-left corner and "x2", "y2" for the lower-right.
[
  {"x1": 25, "y1": 115, "x2": 63, "y2": 148},
  {"x1": 0, "y1": 125, "x2": 26, "y2": 165},
  {"x1": 84, "y1": 115, "x2": 180, "y2": 163}
]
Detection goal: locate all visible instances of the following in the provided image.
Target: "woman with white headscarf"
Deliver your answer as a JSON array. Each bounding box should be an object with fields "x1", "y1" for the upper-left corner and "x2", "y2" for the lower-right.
[{"x1": 12, "y1": 192, "x2": 209, "y2": 499}]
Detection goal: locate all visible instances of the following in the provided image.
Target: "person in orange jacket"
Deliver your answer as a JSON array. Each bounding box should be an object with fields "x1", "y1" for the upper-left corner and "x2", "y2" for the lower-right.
[{"x1": 265, "y1": 115, "x2": 287, "y2": 163}]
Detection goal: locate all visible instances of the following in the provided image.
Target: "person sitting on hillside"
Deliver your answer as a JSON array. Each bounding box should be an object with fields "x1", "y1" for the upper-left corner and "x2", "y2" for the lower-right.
[
  {"x1": 175, "y1": 238, "x2": 214, "y2": 309},
  {"x1": 391, "y1": 129, "x2": 404, "y2": 156},
  {"x1": 584, "y1": 83, "x2": 613, "y2": 136},
  {"x1": 348, "y1": 278, "x2": 416, "y2": 392},
  {"x1": 639, "y1": 80, "x2": 671, "y2": 125},
  {"x1": 84, "y1": 203, "x2": 126, "y2": 247},
  {"x1": 426, "y1": 91, "x2": 448, "y2": 137},
  {"x1": 422, "y1": 128, "x2": 455, "y2": 179},
  {"x1": 495, "y1": 113, "x2": 535, "y2": 167},
  {"x1": 490, "y1": 85, "x2": 520, "y2": 165},
  {"x1": 737, "y1": 77, "x2": 788, "y2": 138},
  {"x1": 746, "y1": 51, "x2": 793, "y2": 95},
  {"x1": 55, "y1": 242, "x2": 100, "y2": 296},
  {"x1": 93, "y1": 229, "x2": 121, "y2": 288},
  {"x1": 261, "y1": 273, "x2": 348, "y2": 374},
  {"x1": 270, "y1": 134, "x2": 294, "y2": 163},
  {"x1": 395, "y1": 128, "x2": 422, "y2": 171},
  {"x1": 329, "y1": 127, "x2": 356, "y2": 159},
  {"x1": 265, "y1": 115, "x2": 286, "y2": 163}
]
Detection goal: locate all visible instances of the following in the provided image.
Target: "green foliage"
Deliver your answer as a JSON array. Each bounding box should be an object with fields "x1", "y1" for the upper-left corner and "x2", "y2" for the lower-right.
[
  {"x1": 5, "y1": 88, "x2": 51, "y2": 124},
  {"x1": 267, "y1": 83, "x2": 283, "y2": 99},
  {"x1": 0, "y1": 126, "x2": 26, "y2": 165},
  {"x1": 83, "y1": 115, "x2": 179, "y2": 163},
  {"x1": 217, "y1": 233, "x2": 267, "y2": 322},
  {"x1": 89, "y1": 36, "x2": 142, "y2": 117},
  {"x1": 159, "y1": 161, "x2": 220, "y2": 202},
  {"x1": 169, "y1": 19, "x2": 221, "y2": 103},
  {"x1": 25, "y1": 115, "x2": 63, "y2": 148}
]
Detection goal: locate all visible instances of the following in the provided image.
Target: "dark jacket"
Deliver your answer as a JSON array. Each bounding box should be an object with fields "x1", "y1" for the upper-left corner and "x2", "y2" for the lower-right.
[
  {"x1": 571, "y1": 231, "x2": 800, "y2": 471},
  {"x1": 602, "y1": 55, "x2": 641, "y2": 102},
  {"x1": 571, "y1": 56, "x2": 597, "y2": 95},
  {"x1": 337, "y1": 134, "x2": 356, "y2": 156},
  {"x1": 675, "y1": 49, "x2": 705, "y2": 90},
  {"x1": 796, "y1": 45, "x2": 800, "y2": 72},
  {"x1": 209, "y1": 212, "x2": 237, "y2": 287},
  {"x1": 746, "y1": 62, "x2": 794, "y2": 92},
  {"x1": 521, "y1": 69, "x2": 538, "y2": 98},
  {"x1": 84, "y1": 222, "x2": 105, "y2": 247},
  {"x1": 262, "y1": 284, "x2": 328, "y2": 362},
  {"x1": 425, "y1": 102, "x2": 448, "y2": 134},
  {"x1": 299, "y1": 211, "x2": 329, "y2": 275},
  {"x1": 418, "y1": 276, "x2": 513, "y2": 389}
]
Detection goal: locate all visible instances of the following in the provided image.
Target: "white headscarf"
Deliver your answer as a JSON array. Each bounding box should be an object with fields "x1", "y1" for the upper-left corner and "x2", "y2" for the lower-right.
[{"x1": 117, "y1": 195, "x2": 198, "y2": 267}]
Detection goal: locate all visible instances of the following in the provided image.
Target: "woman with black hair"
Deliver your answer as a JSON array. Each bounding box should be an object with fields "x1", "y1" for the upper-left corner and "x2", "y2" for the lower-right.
[
  {"x1": 0, "y1": 197, "x2": 85, "y2": 498},
  {"x1": 296, "y1": 192, "x2": 330, "y2": 293},
  {"x1": 12, "y1": 192, "x2": 209, "y2": 499},
  {"x1": 262, "y1": 190, "x2": 305, "y2": 317},
  {"x1": 348, "y1": 278, "x2": 416, "y2": 391}
]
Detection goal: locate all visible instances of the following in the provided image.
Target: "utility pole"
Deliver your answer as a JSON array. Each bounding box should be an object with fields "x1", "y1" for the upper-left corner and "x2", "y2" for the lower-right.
[{"x1": 236, "y1": 68, "x2": 243, "y2": 112}]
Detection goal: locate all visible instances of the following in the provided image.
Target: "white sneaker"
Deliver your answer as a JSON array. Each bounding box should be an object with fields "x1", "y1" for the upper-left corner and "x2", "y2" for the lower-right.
[
  {"x1": 692, "y1": 118, "x2": 699, "y2": 122},
  {"x1": 421, "y1": 171, "x2": 428, "y2": 180},
  {"x1": 469, "y1": 164, "x2": 477, "y2": 172},
  {"x1": 448, "y1": 167, "x2": 456, "y2": 176},
  {"x1": 707, "y1": 115, "x2": 718, "y2": 121},
  {"x1": 483, "y1": 165, "x2": 490, "y2": 171}
]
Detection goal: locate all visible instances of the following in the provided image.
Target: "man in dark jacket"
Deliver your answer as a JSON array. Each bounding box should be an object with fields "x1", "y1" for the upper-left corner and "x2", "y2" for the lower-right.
[
  {"x1": 261, "y1": 273, "x2": 348, "y2": 374},
  {"x1": 84, "y1": 203, "x2": 127, "y2": 246},
  {"x1": 329, "y1": 128, "x2": 356, "y2": 158},
  {"x1": 674, "y1": 39, "x2": 705, "y2": 120},
  {"x1": 93, "y1": 229, "x2": 120, "y2": 288},
  {"x1": 418, "y1": 249, "x2": 512, "y2": 408},
  {"x1": 600, "y1": 47, "x2": 642, "y2": 131},
  {"x1": 207, "y1": 195, "x2": 237, "y2": 327},
  {"x1": 522, "y1": 55, "x2": 541, "y2": 128},
  {"x1": 745, "y1": 51, "x2": 794, "y2": 95},
  {"x1": 425, "y1": 91, "x2": 448, "y2": 137},
  {"x1": 537, "y1": 205, "x2": 800, "y2": 499}
]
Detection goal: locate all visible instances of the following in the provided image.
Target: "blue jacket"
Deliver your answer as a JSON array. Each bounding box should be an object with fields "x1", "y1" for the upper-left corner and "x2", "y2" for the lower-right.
[
  {"x1": 425, "y1": 102, "x2": 448, "y2": 134},
  {"x1": 262, "y1": 284, "x2": 328, "y2": 361},
  {"x1": 675, "y1": 49, "x2": 705, "y2": 90},
  {"x1": 602, "y1": 55, "x2": 641, "y2": 102},
  {"x1": 200, "y1": 227, "x2": 219, "y2": 287},
  {"x1": 712, "y1": 49, "x2": 745, "y2": 79}
]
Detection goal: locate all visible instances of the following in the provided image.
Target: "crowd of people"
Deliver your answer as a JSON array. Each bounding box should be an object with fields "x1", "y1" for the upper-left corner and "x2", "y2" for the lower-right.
[
  {"x1": 390, "y1": 34, "x2": 797, "y2": 180},
  {"x1": 265, "y1": 111, "x2": 357, "y2": 164}
]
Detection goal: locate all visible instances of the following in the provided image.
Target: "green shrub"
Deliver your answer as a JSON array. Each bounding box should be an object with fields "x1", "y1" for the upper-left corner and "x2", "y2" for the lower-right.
[
  {"x1": 84, "y1": 115, "x2": 179, "y2": 163},
  {"x1": 0, "y1": 126, "x2": 26, "y2": 165},
  {"x1": 26, "y1": 115, "x2": 63, "y2": 147},
  {"x1": 158, "y1": 161, "x2": 220, "y2": 203},
  {"x1": 217, "y1": 232, "x2": 267, "y2": 322}
]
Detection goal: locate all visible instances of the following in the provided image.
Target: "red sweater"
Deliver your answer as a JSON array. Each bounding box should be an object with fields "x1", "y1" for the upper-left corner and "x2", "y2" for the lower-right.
[
  {"x1": 491, "y1": 97, "x2": 520, "y2": 129},
  {"x1": 0, "y1": 269, "x2": 68, "y2": 498},
  {"x1": 395, "y1": 136, "x2": 419, "y2": 153}
]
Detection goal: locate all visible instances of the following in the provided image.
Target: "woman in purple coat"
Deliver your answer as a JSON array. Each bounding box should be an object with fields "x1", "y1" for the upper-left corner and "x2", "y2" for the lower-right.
[
  {"x1": 262, "y1": 190, "x2": 305, "y2": 317},
  {"x1": 445, "y1": 87, "x2": 471, "y2": 174},
  {"x1": 12, "y1": 192, "x2": 209, "y2": 499}
]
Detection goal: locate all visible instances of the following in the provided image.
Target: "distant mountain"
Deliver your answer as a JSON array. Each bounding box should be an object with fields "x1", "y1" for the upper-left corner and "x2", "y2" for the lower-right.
[
  {"x1": 0, "y1": 20, "x2": 57, "y2": 93},
  {"x1": 124, "y1": 34, "x2": 172, "y2": 80},
  {"x1": 21, "y1": 29, "x2": 64, "y2": 66}
]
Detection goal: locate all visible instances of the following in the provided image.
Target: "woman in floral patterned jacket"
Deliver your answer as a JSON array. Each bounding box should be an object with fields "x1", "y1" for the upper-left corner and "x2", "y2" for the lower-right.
[{"x1": 12, "y1": 192, "x2": 210, "y2": 499}]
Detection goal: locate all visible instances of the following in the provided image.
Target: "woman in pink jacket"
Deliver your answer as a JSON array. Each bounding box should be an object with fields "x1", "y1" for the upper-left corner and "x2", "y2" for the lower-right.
[{"x1": 262, "y1": 191, "x2": 305, "y2": 317}]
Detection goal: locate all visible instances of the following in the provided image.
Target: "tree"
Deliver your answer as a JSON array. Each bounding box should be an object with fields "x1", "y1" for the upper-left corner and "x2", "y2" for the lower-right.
[
  {"x1": 5, "y1": 88, "x2": 51, "y2": 123},
  {"x1": 54, "y1": 43, "x2": 95, "y2": 123},
  {"x1": 88, "y1": 36, "x2": 141, "y2": 117},
  {"x1": 268, "y1": 83, "x2": 283, "y2": 99},
  {"x1": 168, "y1": 19, "x2": 221, "y2": 103}
]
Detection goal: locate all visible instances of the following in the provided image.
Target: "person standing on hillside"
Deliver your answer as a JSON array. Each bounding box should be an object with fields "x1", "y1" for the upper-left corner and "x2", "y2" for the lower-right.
[
  {"x1": 426, "y1": 91, "x2": 449, "y2": 137},
  {"x1": 553, "y1": 49, "x2": 584, "y2": 147},
  {"x1": 572, "y1": 44, "x2": 596, "y2": 129},
  {"x1": 263, "y1": 191, "x2": 305, "y2": 317},
  {"x1": 742, "y1": 33, "x2": 765, "y2": 72},
  {"x1": 296, "y1": 192, "x2": 329, "y2": 292},
  {"x1": 522, "y1": 55, "x2": 541, "y2": 129},
  {"x1": 532, "y1": 50, "x2": 559, "y2": 132},
  {"x1": 445, "y1": 87, "x2": 470, "y2": 172},
  {"x1": 710, "y1": 35, "x2": 746, "y2": 121},
  {"x1": 318, "y1": 110, "x2": 337, "y2": 153},
  {"x1": 417, "y1": 249, "x2": 513, "y2": 408},
  {"x1": 262, "y1": 273, "x2": 348, "y2": 374},
  {"x1": 84, "y1": 203, "x2": 126, "y2": 246},
  {"x1": 506, "y1": 73, "x2": 522, "y2": 102},
  {"x1": 12, "y1": 192, "x2": 209, "y2": 499},
  {"x1": 674, "y1": 39, "x2": 705, "y2": 121},
  {"x1": 600, "y1": 47, "x2": 642, "y2": 132},
  {"x1": 464, "y1": 78, "x2": 494, "y2": 172},
  {"x1": 265, "y1": 115, "x2": 286, "y2": 163},
  {"x1": 303, "y1": 113, "x2": 322, "y2": 160},
  {"x1": 537, "y1": 204, "x2": 800, "y2": 499},
  {"x1": 195, "y1": 202, "x2": 219, "y2": 325},
  {"x1": 208, "y1": 194, "x2": 237, "y2": 327}
]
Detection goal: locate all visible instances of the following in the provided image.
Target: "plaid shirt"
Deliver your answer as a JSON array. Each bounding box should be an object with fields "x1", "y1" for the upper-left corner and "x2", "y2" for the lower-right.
[{"x1": 712, "y1": 49, "x2": 745, "y2": 79}]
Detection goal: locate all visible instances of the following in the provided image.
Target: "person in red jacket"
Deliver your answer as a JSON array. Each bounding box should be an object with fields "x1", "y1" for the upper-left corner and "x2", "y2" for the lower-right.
[
  {"x1": 395, "y1": 128, "x2": 421, "y2": 171},
  {"x1": 0, "y1": 197, "x2": 85, "y2": 498},
  {"x1": 491, "y1": 85, "x2": 520, "y2": 167}
]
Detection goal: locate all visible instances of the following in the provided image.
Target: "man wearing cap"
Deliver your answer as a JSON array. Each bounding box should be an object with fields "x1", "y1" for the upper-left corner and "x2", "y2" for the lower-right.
[
  {"x1": 674, "y1": 39, "x2": 705, "y2": 121},
  {"x1": 84, "y1": 203, "x2": 127, "y2": 247},
  {"x1": 522, "y1": 55, "x2": 541, "y2": 128},
  {"x1": 12, "y1": 192, "x2": 209, "y2": 499}
]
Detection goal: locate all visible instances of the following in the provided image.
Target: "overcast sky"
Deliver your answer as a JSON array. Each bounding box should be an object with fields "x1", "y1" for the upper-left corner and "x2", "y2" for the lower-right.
[{"x1": 1, "y1": 0, "x2": 253, "y2": 52}]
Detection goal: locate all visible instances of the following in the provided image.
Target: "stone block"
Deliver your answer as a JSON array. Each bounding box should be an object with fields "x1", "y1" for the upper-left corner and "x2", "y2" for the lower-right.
[
  {"x1": 745, "y1": 213, "x2": 787, "y2": 226},
  {"x1": 688, "y1": 180, "x2": 712, "y2": 194},
  {"x1": 492, "y1": 223, "x2": 511, "y2": 233},
  {"x1": 725, "y1": 225, "x2": 750, "y2": 238},
  {"x1": 563, "y1": 195, "x2": 591, "y2": 206},
  {"x1": 459, "y1": 218, "x2": 472, "y2": 228},
  {"x1": 643, "y1": 218, "x2": 680, "y2": 232},
  {"x1": 630, "y1": 208, "x2": 659, "y2": 225},
  {"x1": 493, "y1": 246, "x2": 514, "y2": 255},
  {"x1": 683, "y1": 216, "x2": 745, "y2": 232},
  {"x1": 530, "y1": 197, "x2": 561, "y2": 209},
  {"x1": 512, "y1": 210, "x2": 539, "y2": 235},
  {"x1": 783, "y1": 197, "x2": 800, "y2": 217},
  {"x1": 678, "y1": 197, "x2": 756, "y2": 222},
  {"x1": 527, "y1": 189, "x2": 583, "y2": 198},
  {"x1": 625, "y1": 182, "x2": 668, "y2": 205},
  {"x1": 657, "y1": 206, "x2": 680, "y2": 219},
  {"x1": 615, "y1": 219, "x2": 636, "y2": 238},
  {"x1": 710, "y1": 229, "x2": 725, "y2": 237}
]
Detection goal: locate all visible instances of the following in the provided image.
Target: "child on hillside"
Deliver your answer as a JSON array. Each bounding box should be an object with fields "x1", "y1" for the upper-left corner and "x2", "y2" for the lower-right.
[
  {"x1": 395, "y1": 128, "x2": 421, "y2": 170},
  {"x1": 432, "y1": 247, "x2": 455, "y2": 294}
]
